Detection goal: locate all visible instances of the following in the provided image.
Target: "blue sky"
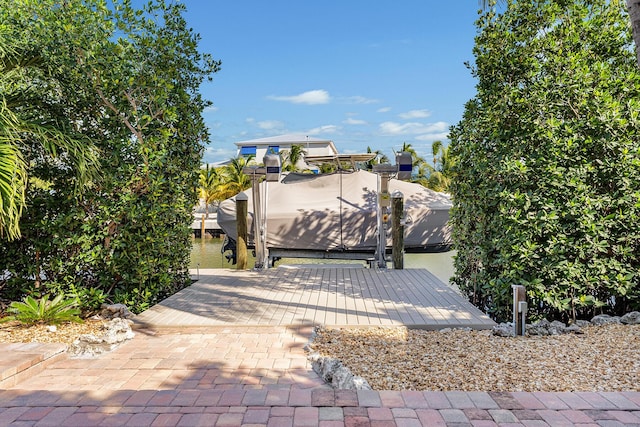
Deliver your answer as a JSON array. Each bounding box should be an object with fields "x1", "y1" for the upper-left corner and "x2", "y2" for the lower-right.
[{"x1": 183, "y1": 1, "x2": 482, "y2": 165}]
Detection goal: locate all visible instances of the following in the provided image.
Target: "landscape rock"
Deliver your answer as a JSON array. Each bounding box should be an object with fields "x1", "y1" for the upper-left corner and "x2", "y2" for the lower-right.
[
  {"x1": 591, "y1": 314, "x2": 621, "y2": 325},
  {"x1": 548, "y1": 320, "x2": 568, "y2": 335},
  {"x1": 620, "y1": 311, "x2": 640, "y2": 325},
  {"x1": 572, "y1": 320, "x2": 592, "y2": 328},
  {"x1": 308, "y1": 352, "x2": 371, "y2": 390},
  {"x1": 564, "y1": 324, "x2": 584, "y2": 334},
  {"x1": 492, "y1": 322, "x2": 515, "y2": 337},
  {"x1": 99, "y1": 303, "x2": 134, "y2": 320},
  {"x1": 68, "y1": 317, "x2": 135, "y2": 358},
  {"x1": 526, "y1": 319, "x2": 551, "y2": 336}
]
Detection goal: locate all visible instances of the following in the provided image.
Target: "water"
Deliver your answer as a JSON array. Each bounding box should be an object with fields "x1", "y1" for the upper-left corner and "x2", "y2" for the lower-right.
[{"x1": 190, "y1": 237, "x2": 456, "y2": 284}]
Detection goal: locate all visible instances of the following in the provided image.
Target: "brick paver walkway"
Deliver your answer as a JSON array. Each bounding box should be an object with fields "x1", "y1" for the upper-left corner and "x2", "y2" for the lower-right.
[
  {"x1": 2, "y1": 326, "x2": 640, "y2": 426},
  {"x1": 2, "y1": 270, "x2": 639, "y2": 425}
]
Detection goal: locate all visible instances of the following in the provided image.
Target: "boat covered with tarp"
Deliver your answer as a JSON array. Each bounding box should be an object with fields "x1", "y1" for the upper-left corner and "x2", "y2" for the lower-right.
[{"x1": 217, "y1": 170, "x2": 452, "y2": 260}]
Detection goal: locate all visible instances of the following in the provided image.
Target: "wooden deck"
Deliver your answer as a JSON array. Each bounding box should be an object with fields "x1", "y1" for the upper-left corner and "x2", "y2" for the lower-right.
[{"x1": 133, "y1": 267, "x2": 495, "y2": 330}]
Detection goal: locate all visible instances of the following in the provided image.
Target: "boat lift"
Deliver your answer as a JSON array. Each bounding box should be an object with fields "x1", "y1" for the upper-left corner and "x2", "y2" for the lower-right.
[
  {"x1": 242, "y1": 153, "x2": 281, "y2": 269},
  {"x1": 372, "y1": 152, "x2": 412, "y2": 268},
  {"x1": 243, "y1": 152, "x2": 412, "y2": 270}
]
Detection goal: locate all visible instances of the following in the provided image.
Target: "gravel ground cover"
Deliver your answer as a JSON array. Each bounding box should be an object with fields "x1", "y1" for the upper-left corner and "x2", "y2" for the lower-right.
[
  {"x1": 0, "y1": 319, "x2": 106, "y2": 344},
  {"x1": 310, "y1": 324, "x2": 640, "y2": 392}
]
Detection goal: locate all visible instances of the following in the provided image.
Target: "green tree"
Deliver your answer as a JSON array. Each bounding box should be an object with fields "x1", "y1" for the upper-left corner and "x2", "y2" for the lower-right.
[
  {"x1": 399, "y1": 142, "x2": 425, "y2": 168},
  {"x1": 0, "y1": 24, "x2": 97, "y2": 241},
  {"x1": 197, "y1": 164, "x2": 221, "y2": 237},
  {"x1": 199, "y1": 164, "x2": 221, "y2": 219},
  {"x1": 451, "y1": 0, "x2": 640, "y2": 321},
  {"x1": 281, "y1": 144, "x2": 307, "y2": 172},
  {"x1": 630, "y1": 0, "x2": 640, "y2": 66},
  {"x1": 406, "y1": 141, "x2": 453, "y2": 192},
  {"x1": 217, "y1": 156, "x2": 253, "y2": 200},
  {"x1": 0, "y1": 0, "x2": 220, "y2": 312},
  {"x1": 365, "y1": 146, "x2": 390, "y2": 170}
]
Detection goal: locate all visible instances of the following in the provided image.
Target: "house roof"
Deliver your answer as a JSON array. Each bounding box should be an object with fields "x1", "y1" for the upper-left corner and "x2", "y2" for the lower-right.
[{"x1": 235, "y1": 134, "x2": 338, "y2": 153}]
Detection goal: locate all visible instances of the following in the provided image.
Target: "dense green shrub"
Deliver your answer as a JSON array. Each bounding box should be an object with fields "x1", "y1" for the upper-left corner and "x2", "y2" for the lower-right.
[
  {"x1": 0, "y1": 0, "x2": 220, "y2": 313},
  {"x1": 450, "y1": 0, "x2": 640, "y2": 322}
]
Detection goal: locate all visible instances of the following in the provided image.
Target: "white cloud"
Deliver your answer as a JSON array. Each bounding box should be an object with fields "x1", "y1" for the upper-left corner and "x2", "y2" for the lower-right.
[
  {"x1": 398, "y1": 109, "x2": 431, "y2": 120},
  {"x1": 415, "y1": 132, "x2": 450, "y2": 142},
  {"x1": 257, "y1": 120, "x2": 284, "y2": 130},
  {"x1": 307, "y1": 125, "x2": 340, "y2": 135},
  {"x1": 268, "y1": 89, "x2": 330, "y2": 105},
  {"x1": 342, "y1": 95, "x2": 379, "y2": 104},
  {"x1": 202, "y1": 146, "x2": 236, "y2": 164},
  {"x1": 379, "y1": 121, "x2": 449, "y2": 136},
  {"x1": 203, "y1": 105, "x2": 218, "y2": 113},
  {"x1": 377, "y1": 107, "x2": 392, "y2": 113},
  {"x1": 245, "y1": 117, "x2": 255, "y2": 123},
  {"x1": 343, "y1": 118, "x2": 368, "y2": 125}
]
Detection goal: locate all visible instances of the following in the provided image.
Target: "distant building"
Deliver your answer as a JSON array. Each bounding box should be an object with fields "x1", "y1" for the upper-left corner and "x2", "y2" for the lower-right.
[{"x1": 234, "y1": 134, "x2": 338, "y2": 171}]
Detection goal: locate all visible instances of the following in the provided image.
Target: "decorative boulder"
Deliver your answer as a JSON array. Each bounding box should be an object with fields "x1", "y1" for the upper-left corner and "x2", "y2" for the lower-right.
[
  {"x1": 99, "y1": 303, "x2": 134, "y2": 320},
  {"x1": 68, "y1": 318, "x2": 135, "y2": 358},
  {"x1": 492, "y1": 322, "x2": 515, "y2": 337},
  {"x1": 572, "y1": 320, "x2": 592, "y2": 328},
  {"x1": 308, "y1": 352, "x2": 372, "y2": 390},
  {"x1": 548, "y1": 320, "x2": 568, "y2": 335},
  {"x1": 590, "y1": 314, "x2": 621, "y2": 325},
  {"x1": 526, "y1": 319, "x2": 551, "y2": 336},
  {"x1": 620, "y1": 311, "x2": 640, "y2": 325}
]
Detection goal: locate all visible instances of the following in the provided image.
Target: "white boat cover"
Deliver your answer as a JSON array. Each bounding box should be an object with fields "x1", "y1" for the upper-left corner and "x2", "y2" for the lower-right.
[{"x1": 217, "y1": 170, "x2": 452, "y2": 252}]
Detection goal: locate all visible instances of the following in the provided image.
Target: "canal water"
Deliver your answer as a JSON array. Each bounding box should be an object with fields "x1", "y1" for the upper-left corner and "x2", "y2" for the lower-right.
[{"x1": 190, "y1": 237, "x2": 456, "y2": 284}]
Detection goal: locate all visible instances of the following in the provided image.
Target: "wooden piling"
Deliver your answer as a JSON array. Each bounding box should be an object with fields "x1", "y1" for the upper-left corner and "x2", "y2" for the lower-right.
[
  {"x1": 236, "y1": 193, "x2": 248, "y2": 270},
  {"x1": 391, "y1": 191, "x2": 404, "y2": 270}
]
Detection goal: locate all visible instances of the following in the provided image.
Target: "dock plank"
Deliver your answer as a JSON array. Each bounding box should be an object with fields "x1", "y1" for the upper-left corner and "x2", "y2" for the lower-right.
[{"x1": 133, "y1": 268, "x2": 496, "y2": 330}]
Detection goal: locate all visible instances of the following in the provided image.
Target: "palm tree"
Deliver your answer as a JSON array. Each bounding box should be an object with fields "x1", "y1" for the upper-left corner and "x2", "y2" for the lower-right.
[
  {"x1": 0, "y1": 103, "x2": 27, "y2": 241},
  {"x1": 281, "y1": 144, "x2": 307, "y2": 172},
  {"x1": 0, "y1": 34, "x2": 98, "y2": 240},
  {"x1": 399, "y1": 142, "x2": 426, "y2": 168},
  {"x1": 198, "y1": 164, "x2": 220, "y2": 219},
  {"x1": 365, "y1": 146, "x2": 390, "y2": 170},
  {"x1": 217, "y1": 156, "x2": 253, "y2": 200},
  {"x1": 197, "y1": 164, "x2": 220, "y2": 237},
  {"x1": 408, "y1": 140, "x2": 454, "y2": 192},
  {"x1": 431, "y1": 140, "x2": 444, "y2": 169}
]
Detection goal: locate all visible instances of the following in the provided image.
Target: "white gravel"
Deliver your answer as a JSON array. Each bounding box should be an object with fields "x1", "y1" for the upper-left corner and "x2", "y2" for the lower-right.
[{"x1": 309, "y1": 323, "x2": 640, "y2": 392}]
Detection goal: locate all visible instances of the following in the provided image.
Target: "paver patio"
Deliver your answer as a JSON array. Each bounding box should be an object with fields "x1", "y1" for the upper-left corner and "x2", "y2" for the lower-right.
[{"x1": 1, "y1": 268, "x2": 639, "y2": 426}]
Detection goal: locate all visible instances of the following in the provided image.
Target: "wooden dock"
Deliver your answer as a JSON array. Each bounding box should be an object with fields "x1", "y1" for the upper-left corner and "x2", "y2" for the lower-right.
[{"x1": 133, "y1": 267, "x2": 495, "y2": 330}]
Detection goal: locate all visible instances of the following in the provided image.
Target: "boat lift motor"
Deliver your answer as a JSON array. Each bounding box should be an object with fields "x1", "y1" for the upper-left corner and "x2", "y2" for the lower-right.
[
  {"x1": 264, "y1": 153, "x2": 281, "y2": 182},
  {"x1": 396, "y1": 151, "x2": 413, "y2": 181}
]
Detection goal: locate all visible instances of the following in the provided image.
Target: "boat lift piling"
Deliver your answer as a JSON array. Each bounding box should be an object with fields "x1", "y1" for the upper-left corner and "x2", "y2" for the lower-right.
[
  {"x1": 391, "y1": 190, "x2": 404, "y2": 269},
  {"x1": 235, "y1": 192, "x2": 249, "y2": 270},
  {"x1": 372, "y1": 152, "x2": 412, "y2": 269},
  {"x1": 242, "y1": 154, "x2": 281, "y2": 270}
]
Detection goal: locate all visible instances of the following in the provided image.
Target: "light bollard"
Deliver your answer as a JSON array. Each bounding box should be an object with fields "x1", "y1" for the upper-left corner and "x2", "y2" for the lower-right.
[{"x1": 512, "y1": 285, "x2": 527, "y2": 336}]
